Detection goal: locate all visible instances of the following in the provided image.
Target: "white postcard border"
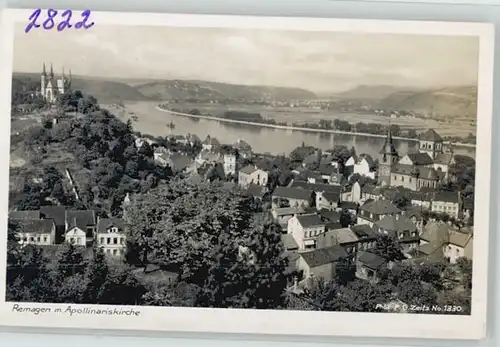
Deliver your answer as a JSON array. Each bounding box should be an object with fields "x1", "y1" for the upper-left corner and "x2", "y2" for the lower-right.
[{"x1": 0, "y1": 9, "x2": 494, "y2": 340}]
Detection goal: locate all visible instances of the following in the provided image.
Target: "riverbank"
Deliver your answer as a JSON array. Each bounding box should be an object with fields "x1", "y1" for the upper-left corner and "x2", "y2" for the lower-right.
[{"x1": 156, "y1": 105, "x2": 476, "y2": 149}]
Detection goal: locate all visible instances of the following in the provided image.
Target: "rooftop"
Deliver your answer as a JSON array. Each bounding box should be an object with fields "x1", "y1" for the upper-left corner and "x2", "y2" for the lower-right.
[
  {"x1": 404, "y1": 152, "x2": 434, "y2": 166},
  {"x1": 319, "y1": 209, "x2": 340, "y2": 223},
  {"x1": 273, "y1": 206, "x2": 305, "y2": 216},
  {"x1": 358, "y1": 251, "x2": 386, "y2": 270},
  {"x1": 97, "y1": 218, "x2": 125, "y2": 233},
  {"x1": 66, "y1": 210, "x2": 96, "y2": 231},
  {"x1": 291, "y1": 180, "x2": 342, "y2": 197},
  {"x1": 17, "y1": 219, "x2": 55, "y2": 235},
  {"x1": 240, "y1": 164, "x2": 257, "y2": 175},
  {"x1": 296, "y1": 214, "x2": 325, "y2": 228},
  {"x1": 434, "y1": 191, "x2": 460, "y2": 203},
  {"x1": 9, "y1": 210, "x2": 40, "y2": 220},
  {"x1": 282, "y1": 234, "x2": 299, "y2": 251},
  {"x1": 273, "y1": 186, "x2": 312, "y2": 201},
  {"x1": 319, "y1": 227, "x2": 359, "y2": 246},
  {"x1": 360, "y1": 200, "x2": 401, "y2": 215},
  {"x1": 375, "y1": 215, "x2": 417, "y2": 233},
  {"x1": 350, "y1": 224, "x2": 377, "y2": 239},
  {"x1": 449, "y1": 231, "x2": 473, "y2": 248},
  {"x1": 300, "y1": 246, "x2": 348, "y2": 268},
  {"x1": 40, "y1": 205, "x2": 66, "y2": 227},
  {"x1": 419, "y1": 129, "x2": 443, "y2": 142}
]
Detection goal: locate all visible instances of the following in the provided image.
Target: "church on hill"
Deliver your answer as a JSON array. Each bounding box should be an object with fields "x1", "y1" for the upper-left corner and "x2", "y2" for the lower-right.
[
  {"x1": 40, "y1": 63, "x2": 72, "y2": 104},
  {"x1": 378, "y1": 127, "x2": 454, "y2": 191}
]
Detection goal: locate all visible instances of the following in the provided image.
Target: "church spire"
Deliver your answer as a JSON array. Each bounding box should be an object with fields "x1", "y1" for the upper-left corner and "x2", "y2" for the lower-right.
[
  {"x1": 379, "y1": 121, "x2": 398, "y2": 156},
  {"x1": 50, "y1": 63, "x2": 54, "y2": 78},
  {"x1": 42, "y1": 62, "x2": 46, "y2": 76},
  {"x1": 386, "y1": 120, "x2": 393, "y2": 143}
]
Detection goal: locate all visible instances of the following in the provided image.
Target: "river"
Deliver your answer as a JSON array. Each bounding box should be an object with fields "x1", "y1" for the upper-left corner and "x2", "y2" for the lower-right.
[{"x1": 111, "y1": 101, "x2": 476, "y2": 159}]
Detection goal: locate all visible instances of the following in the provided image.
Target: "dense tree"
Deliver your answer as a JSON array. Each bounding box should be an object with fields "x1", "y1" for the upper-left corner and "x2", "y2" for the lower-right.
[
  {"x1": 6, "y1": 245, "x2": 56, "y2": 302},
  {"x1": 339, "y1": 209, "x2": 354, "y2": 228},
  {"x1": 83, "y1": 247, "x2": 109, "y2": 303},
  {"x1": 392, "y1": 194, "x2": 411, "y2": 209},
  {"x1": 16, "y1": 182, "x2": 42, "y2": 210},
  {"x1": 124, "y1": 179, "x2": 290, "y2": 308},
  {"x1": 456, "y1": 258, "x2": 473, "y2": 290},
  {"x1": 334, "y1": 257, "x2": 356, "y2": 285},
  {"x1": 373, "y1": 234, "x2": 405, "y2": 262},
  {"x1": 289, "y1": 144, "x2": 316, "y2": 162},
  {"x1": 55, "y1": 244, "x2": 86, "y2": 279}
]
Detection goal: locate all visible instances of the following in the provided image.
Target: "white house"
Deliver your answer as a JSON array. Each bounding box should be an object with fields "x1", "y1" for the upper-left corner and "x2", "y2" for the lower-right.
[
  {"x1": 287, "y1": 214, "x2": 326, "y2": 250},
  {"x1": 431, "y1": 191, "x2": 462, "y2": 219},
  {"x1": 96, "y1": 218, "x2": 127, "y2": 257},
  {"x1": 64, "y1": 210, "x2": 96, "y2": 246},
  {"x1": 351, "y1": 154, "x2": 376, "y2": 179},
  {"x1": 443, "y1": 232, "x2": 473, "y2": 264},
  {"x1": 315, "y1": 191, "x2": 340, "y2": 211},
  {"x1": 16, "y1": 219, "x2": 56, "y2": 247},
  {"x1": 238, "y1": 165, "x2": 268, "y2": 188},
  {"x1": 271, "y1": 206, "x2": 306, "y2": 231}
]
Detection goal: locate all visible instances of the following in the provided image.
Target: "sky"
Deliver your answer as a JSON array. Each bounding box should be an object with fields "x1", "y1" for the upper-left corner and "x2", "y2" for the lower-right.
[{"x1": 13, "y1": 24, "x2": 480, "y2": 94}]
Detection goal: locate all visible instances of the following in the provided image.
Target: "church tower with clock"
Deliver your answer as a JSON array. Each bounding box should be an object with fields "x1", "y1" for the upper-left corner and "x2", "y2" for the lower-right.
[{"x1": 378, "y1": 126, "x2": 399, "y2": 186}]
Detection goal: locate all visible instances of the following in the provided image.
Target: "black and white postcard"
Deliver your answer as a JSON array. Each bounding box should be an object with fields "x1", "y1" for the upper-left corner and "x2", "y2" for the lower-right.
[{"x1": 0, "y1": 9, "x2": 494, "y2": 340}]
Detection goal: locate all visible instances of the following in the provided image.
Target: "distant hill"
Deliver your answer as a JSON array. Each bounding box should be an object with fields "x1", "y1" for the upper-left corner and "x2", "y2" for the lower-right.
[
  {"x1": 12, "y1": 73, "x2": 317, "y2": 103},
  {"x1": 378, "y1": 85, "x2": 477, "y2": 117},
  {"x1": 12, "y1": 72, "x2": 149, "y2": 103},
  {"x1": 134, "y1": 80, "x2": 317, "y2": 101},
  {"x1": 334, "y1": 85, "x2": 420, "y2": 100}
]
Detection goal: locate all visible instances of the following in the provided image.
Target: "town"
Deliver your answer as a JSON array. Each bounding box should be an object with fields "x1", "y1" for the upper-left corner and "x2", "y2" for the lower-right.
[{"x1": 6, "y1": 64, "x2": 474, "y2": 313}]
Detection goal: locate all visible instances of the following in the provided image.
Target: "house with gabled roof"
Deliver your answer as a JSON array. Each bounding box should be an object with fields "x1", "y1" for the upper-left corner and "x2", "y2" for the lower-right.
[
  {"x1": 316, "y1": 227, "x2": 359, "y2": 255},
  {"x1": 357, "y1": 199, "x2": 402, "y2": 227},
  {"x1": 290, "y1": 180, "x2": 342, "y2": 210},
  {"x1": 443, "y1": 231, "x2": 473, "y2": 264},
  {"x1": 288, "y1": 213, "x2": 326, "y2": 250},
  {"x1": 431, "y1": 191, "x2": 462, "y2": 219},
  {"x1": 238, "y1": 164, "x2": 268, "y2": 188},
  {"x1": 349, "y1": 154, "x2": 377, "y2": 179},
  {"x1": 40, "y1": 205, "x2": 66, "y2": 243},
  {"x1": 374, "y1": 214, "x2": 420, "y2": 253},
  {"x1": 272, "y1": 206, "x2": 307, "y2": 230},
  {"x1": 15, "y1": 219, "x2": 56, "y2": 247},
  {"x1": 315, "y1": 190, "x2": 340, "y2": 211},
  {"x1": 297, "y1": 245, "x2": 349, "y2": 283},
  {"x1": 418, "y1": 129, "x2": 444, "y2": 160},
  {"x1": 65, "y1": 210, "x2": 96, "y2": 247},
  {"x1": 356, "y1": 251, "x2": 386, "y2": 283},
  {"x1": 272, "y1": 186, "x2": 313, "y2": 209},
  {"x1": 96, "y1": 217, "x2": 126, "y2": 257},
  {"x1": 350, "y1": 224, "x2": 377, "y2": 251},
  {"x1": 417, "y1": 221, "x2": 450, "y2": 263}
]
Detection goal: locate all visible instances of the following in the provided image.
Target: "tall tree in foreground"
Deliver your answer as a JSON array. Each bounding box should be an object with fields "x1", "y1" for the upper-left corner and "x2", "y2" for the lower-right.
[
  {"x1": 197, "y1": 213, "x2": 289, "y2": 309},
  {"x1": 83, "y1": 246, "x2": 109, "y2": 303},
  {"x1": 125, "y1": 178, "x2": 290, "y2": 309}
]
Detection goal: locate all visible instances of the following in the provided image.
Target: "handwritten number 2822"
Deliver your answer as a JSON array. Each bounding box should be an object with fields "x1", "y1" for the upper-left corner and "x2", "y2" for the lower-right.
[{"x1": 25, "y1": 9, "x2": 94, "y2": 33}]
